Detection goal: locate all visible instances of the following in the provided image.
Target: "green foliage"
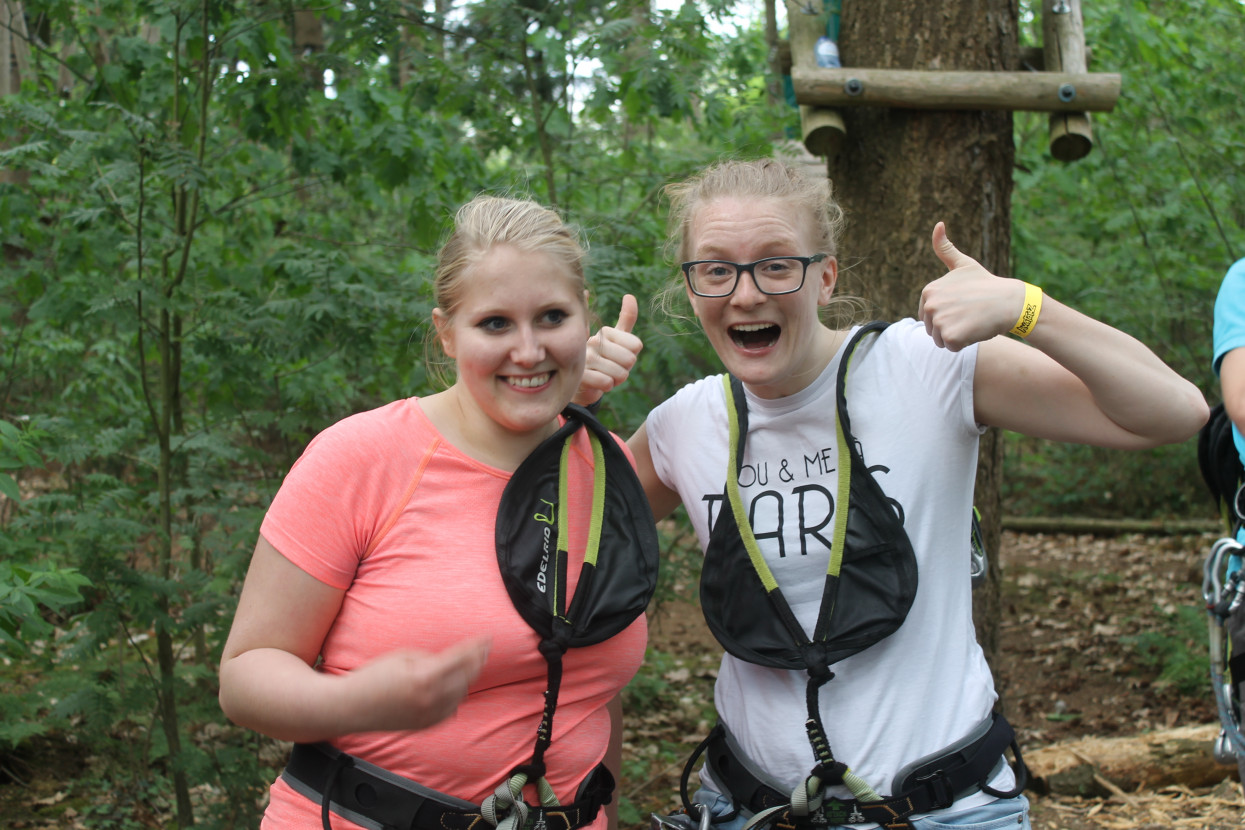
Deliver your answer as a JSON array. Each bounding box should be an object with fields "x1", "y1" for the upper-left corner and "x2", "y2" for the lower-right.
[
  {"x1": 1009, "y1": 0, "x2": 1245, "y2": 519},
  {"x1": 0, "y1": 418, "x2": 43, "y2": 501},
  {"x1": 1002, "y1": 437, "x2": 1208, "y2": 519},
  {"x1": 1, "y1": 0, "x2": 1239, "y2": 823},
  {"x1": 0, "y1": 561, "x2": 89, "y2": 658},
  {"x1": 0, "y1": 0, "x2": 779, "y2": 824},
  {"x1": 1122, "y1": 604, "x2": 1207, "y2": 696}
]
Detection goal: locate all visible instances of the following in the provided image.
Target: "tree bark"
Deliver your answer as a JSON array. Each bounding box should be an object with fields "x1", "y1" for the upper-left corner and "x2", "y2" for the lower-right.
[
  {"x1": 829, "y1": 1, "x2": 1017, "y2": 670},
  {"x1": 292, "y1": 10, "x2": 324, "y2": 90}
]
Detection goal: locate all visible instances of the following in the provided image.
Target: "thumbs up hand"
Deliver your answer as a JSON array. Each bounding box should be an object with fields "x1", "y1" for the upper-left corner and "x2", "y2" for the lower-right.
[
  {"x1": 576, "y1": 294, "x2": 644, "y2": 405},
  {"x1": 917, "y1": 223, "x2": 1028, "y2": 352}
]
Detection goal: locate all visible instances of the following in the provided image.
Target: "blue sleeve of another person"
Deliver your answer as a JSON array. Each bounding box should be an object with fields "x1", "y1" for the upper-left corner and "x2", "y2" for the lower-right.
[
  {"x1": 1213, "y1": 259, "x2": 1245, "y2": 375},
  {"x1": 1213, "y1": 258, "x2": 1245, "y2": 479}
]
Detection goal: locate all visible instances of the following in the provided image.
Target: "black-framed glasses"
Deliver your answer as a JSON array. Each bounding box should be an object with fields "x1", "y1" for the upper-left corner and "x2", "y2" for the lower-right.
[{"x1": 681, "y1": 254, "x2": 828, "y2": 298}]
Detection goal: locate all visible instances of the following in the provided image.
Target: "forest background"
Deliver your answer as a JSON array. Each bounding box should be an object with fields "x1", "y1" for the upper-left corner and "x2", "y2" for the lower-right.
[{"x1": 0, "y1": 0, "x2": 1242, "y2": 827}]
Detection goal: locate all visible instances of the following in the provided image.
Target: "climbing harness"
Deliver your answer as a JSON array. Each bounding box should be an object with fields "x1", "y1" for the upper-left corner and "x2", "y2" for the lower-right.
[
  {"x1": 699, "y1": 323, "x2": 918, "y2": 672},
  {"x1": 671, "y1": 322, "x2": 1025, "y2": 830},
  {"x1": 1198, "y1": 402, "x2": 1245, "y2": 781},
  {"x1": 283, "y1": 741, "x2": 614, "y2": 830},
  {"x1": 490, "y1": 403, "x2": 661, "y2": 830},
  {"x1": 670, "y1": 714, "x2": 1023, "y2": 830},
  {"x1": 283, "y1": 404, "x2": 660, "y2": 830}
]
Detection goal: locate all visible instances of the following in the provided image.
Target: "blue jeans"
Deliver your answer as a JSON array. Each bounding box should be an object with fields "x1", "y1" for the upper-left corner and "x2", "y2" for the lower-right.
[{"x1": 667, "y1": 787, "x2": 1031, "y2": 830}]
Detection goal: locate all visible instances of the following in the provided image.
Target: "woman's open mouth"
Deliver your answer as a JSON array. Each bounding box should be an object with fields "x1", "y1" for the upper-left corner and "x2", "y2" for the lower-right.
[{"x1": 729, "y1": 322, "x2": 780, "y2": 349}]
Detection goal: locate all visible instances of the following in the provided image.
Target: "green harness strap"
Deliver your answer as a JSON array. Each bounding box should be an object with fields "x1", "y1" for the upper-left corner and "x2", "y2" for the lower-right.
[{"x1": 491, "y1": 405, "x2": 660, "y2": 830}]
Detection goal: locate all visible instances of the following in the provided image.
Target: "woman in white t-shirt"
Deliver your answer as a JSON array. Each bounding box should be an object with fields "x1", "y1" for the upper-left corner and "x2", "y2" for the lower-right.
[{"x1": 579, "y1": 158, "x2": 1208, "y2": 830}]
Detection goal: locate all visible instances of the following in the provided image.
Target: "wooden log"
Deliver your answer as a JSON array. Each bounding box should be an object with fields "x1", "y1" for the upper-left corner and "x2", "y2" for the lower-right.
[
  {"x1": 1001, "y1": 516, "x2": 1219, "y2": 536},
  {"x1": 1043, "y1": 0, "x2": 1094, "y2": 161},
  {"x1": 786, "y1": 0, "x2": 844, "y2": 160},
  {"x1": 1025, "y1": 724, "x2": 1234, "y2": 795},
  {"x1": 783, "y1": 44, "x2": 1091, "y2": 75},
  {"x1": 790, "y1": 67, "x2": 1121, "y2": 112}
]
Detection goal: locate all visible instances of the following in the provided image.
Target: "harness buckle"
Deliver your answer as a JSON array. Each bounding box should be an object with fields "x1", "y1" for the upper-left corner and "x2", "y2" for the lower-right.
[{"x1": 915, "y1": 771, "x2": 956, "y2": 811}]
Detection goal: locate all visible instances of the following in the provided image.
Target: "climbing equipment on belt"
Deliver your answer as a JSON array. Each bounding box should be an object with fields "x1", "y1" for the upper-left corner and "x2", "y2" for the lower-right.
[
  {"x1": 285, "y1": 403, "x2": 660, "y2": 830},
  {"x1": 670, "y1": 713, "x2": 1025, "y2": 830},
  {"x1": 970, "y1": 507, "x2": 988, "y2": 589},
  {"x1": 1198, "y1": 401, "x2": 1245, "y2": 781}
]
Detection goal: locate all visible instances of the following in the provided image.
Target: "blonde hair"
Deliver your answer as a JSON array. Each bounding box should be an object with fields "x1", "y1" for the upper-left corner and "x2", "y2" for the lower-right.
[
  {"x1": 426, "y1": 195, "x2": 589, "y2": 386},
  {"x1": 664, "y1": 157, "x2": 845, "y2": 264},
  {"x1": 655, "y1": 158, "x2": 860, "y2": 324}
]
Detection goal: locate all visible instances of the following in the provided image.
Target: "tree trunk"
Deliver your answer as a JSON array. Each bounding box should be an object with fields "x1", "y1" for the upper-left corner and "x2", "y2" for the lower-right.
[
  {"x1": 292, "y1": 10, "x2": 324, "y2": 90},
  {"x1": 829, "y1": 1, "x2": 1017, "y2": 672}
]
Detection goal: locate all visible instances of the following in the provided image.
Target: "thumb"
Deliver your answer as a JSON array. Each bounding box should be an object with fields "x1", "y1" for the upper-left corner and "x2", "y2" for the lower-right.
[
  {"x1": 615, "y1": 294, "x2": 639, "y2": 334},
  {"x1": 441, "y1": 637, "x2": 491, "y2": 677},
  {"x1": 931, "y1": 222, "x2": 974, "y2": 272}
]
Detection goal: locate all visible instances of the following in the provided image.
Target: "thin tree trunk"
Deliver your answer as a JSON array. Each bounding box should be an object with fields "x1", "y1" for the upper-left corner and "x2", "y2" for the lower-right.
[
  {"x1": 293, "y1": 10, "x2": 324, "y2": 90},
  {"x1": 1, "y1": 0, "x2": 31, "y2": 186},
  {"x1": 830, "y1": 0, "x2": 1018, "y2": 673}
]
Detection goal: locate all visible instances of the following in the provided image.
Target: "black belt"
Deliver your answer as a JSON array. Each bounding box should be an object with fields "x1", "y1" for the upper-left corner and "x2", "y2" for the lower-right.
[
  {"x1": 282, "y1": 742, "x2": 613, "y2": 830},
  {"x1": 701, "y1": 712, "x2": 1027, "y2": 830}
]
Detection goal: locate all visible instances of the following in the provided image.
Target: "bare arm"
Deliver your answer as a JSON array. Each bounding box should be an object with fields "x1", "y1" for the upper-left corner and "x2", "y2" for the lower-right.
[
  {"x1": 1221, "y1": 348, "x2": 1245, "y2": 435},
  {"x1": 918, "y1": 223, "x2": 1208, "y2": 448},
  {"x1": 628, "y1": 421, "x2": 683, "y2": 520},
  {"x1": 218, "y1": 536, "x2": 489, "y2": 743}
]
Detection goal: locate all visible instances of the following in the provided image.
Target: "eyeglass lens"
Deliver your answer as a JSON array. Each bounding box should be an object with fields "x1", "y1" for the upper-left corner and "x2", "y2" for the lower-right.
[{"x1": 687, "y1": 258, "x2": 807, "y2": 296}]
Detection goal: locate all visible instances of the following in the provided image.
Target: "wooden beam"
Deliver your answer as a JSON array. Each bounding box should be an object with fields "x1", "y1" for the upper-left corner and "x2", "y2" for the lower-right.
[
  {"x1": 1002, "y1": 515, "x2": 1218, "y2": 536},
  {"x1": 1043, "y1": 0, "x2": 1094, "y2": 161},
  {"x1": 779, "y1": 43, "x2": 1091, "y2": 75},
  {"x1": 791, "y1": 67, "x2": 1121, "y2": 112}
]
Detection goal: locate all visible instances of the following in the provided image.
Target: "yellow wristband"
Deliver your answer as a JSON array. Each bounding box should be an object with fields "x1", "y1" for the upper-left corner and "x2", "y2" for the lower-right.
[{"x1": 1010, "y1": 282, "x2": 1043, "y2": 338}]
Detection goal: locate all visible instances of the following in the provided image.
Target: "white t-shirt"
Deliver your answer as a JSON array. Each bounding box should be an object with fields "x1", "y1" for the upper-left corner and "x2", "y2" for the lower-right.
[{"x1": 646, "y1": 319, "x2": 1013, "y2": 817}]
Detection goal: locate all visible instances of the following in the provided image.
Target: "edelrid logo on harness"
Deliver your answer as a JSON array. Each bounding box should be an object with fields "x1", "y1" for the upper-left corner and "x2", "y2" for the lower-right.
[{"x1": 534, "y1": 499, "x2": 556, "y2": 593}]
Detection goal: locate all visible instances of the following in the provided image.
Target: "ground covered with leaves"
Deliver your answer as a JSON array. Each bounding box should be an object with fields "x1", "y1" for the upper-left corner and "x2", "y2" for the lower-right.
[
  {"x1": 622, "y1": 531, "x2": 1245, "y2": 830},
  {"x1": 3, "y1": 531, "x2": 1244, "y2": 828}
]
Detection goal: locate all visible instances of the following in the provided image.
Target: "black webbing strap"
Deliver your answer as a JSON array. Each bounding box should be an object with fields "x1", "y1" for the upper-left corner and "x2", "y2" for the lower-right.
[
  {"x1": 284, "y1": 742, "x2": 613, "y2": 830},
  {"x1": 525, "y1": 619, "x2": 573, "y2": 780}
]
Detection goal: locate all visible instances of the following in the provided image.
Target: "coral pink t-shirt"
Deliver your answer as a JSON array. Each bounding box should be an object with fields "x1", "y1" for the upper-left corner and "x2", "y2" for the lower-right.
[{"x1": 257, "y1": 398, "x2": 648, "y2": 829}]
